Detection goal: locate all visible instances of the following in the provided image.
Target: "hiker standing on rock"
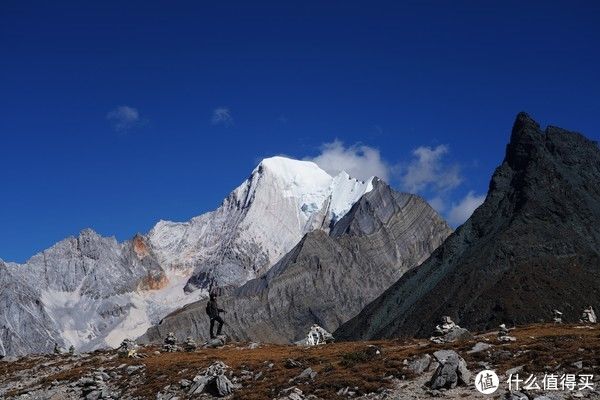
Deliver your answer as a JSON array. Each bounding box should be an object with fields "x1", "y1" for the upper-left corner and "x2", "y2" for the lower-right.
[{"x1": 206, "y1": 292, "x2": 226, "y2": 338}]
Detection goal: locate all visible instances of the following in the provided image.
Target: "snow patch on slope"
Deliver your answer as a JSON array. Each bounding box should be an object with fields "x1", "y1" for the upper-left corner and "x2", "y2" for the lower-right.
[{"x1": 41, "y1": 266, "x2": 207, "y2": 351}]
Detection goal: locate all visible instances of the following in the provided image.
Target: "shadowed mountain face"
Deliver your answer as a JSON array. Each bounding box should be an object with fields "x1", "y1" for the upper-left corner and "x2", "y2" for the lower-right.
[
  {"x1": 141, "y1": 180, "x2": 452, "y2": 344},
  {"x1": 335, "y1": 113, "x2": 600, "y2": 341}
]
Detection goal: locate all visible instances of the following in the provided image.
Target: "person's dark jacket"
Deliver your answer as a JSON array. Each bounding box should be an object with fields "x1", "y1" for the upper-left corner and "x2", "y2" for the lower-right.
[{"x1": 206, "y1": 298, "x2": 224, "y2": 319}]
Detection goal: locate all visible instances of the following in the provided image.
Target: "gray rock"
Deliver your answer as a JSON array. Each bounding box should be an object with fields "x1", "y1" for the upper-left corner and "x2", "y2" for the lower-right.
[
  {"x1": 441, "y1": 327, "x2": 473, "y2": 342},
  {"x1": 125, "y1": 365, "x2": 144, "y2": 375},
  {"x1": 187, "y1": 361, "x2": 237, "y2": 397},
  {"x1": 209, "y1": 375, "x2": 235, "y2": 397},
  {"x1": 405, "y1": 354, "x2": 432, "y2": 375},
  {"x1": 468, "y1": 342, "x2": 492, "y2": 354},
  {"x1": 429, "y1": 350, "x2": 471, "y2": 390},
  {"x1": 179, "y1": 379, "x2": 191, "y2": 388},
  {"x1": 294, "y1": 367, "x2": 317, "y2": 381},
  {"x1": 285, "y1": 359, "x2": 304, "y2": 369},
  {"x1": 204, "y1": 335, "x2": 227, "y2": 348},
  {"x1": 188, "y1": 376, "x2": 211, "y2": 395}
]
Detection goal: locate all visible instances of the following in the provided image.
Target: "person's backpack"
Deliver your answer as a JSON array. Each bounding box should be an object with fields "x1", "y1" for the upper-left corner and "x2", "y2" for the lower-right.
[{"x1": 205, "y1": 302, "x2": 211, "y2": 317}]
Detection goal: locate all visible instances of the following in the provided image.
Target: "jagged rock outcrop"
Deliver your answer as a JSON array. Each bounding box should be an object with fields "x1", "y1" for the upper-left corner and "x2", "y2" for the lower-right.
[
  {"x1": 141, "y1": 180, "x2": 452, "y2": 344},
  {"x1": 335, "y1": 113, "x2": 600, "y2": 340}
]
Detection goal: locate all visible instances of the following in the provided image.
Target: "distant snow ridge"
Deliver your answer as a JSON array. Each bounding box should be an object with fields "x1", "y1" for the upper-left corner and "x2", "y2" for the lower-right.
[{"x1": 0, "y1": 157, "x2": 373, "y2": 357}]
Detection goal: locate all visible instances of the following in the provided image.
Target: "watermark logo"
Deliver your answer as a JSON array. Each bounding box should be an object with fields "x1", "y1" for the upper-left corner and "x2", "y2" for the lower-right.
[{"x1": 475, "y1": 370, "x2": 500, "y2": 394}]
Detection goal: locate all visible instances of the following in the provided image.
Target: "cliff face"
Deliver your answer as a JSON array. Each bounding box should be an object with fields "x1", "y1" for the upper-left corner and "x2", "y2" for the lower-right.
[
  {"x1": 335, "y1": 113, "x2": 600, "y2": 340},
  {"x1": 141, "y1": 180, "x2": 452, "y2": 343},
  {"x1": 0, "y1": 231, "x2": 167, "y2": 356}
]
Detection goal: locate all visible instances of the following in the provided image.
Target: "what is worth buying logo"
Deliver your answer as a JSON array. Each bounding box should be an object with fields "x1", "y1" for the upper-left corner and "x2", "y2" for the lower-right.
[{"x1": 475, "y1": 370, "x2": 500, "y2": 394}]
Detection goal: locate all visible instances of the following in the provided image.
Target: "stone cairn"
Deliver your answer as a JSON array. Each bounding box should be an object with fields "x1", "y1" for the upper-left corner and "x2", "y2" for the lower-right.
[
  {"x1": 187, "y1": 361, "x2": 238, "y2": 397},
  {"x1": 163, "y1": 332, "x2": 179, "y2": 352},
  {"x1": 306, "y1": 325, "x2": 335, "y2": 346},
  {"x1": 117, "y1": 339, "x2": 139, "y2": 358},
  {"x1": 183, "y1": 336, "x2": 198, "y2": 352},
  {"x1": 68, "y1": 345, "x2": 75, "y2": 355},
  {"x1": 53, "y1": 343, "x2": 66, "y2": 355},
  {"x1": 497, "y1": 323, "x2": 516, "y2": 342},
  {"x1": 78, "y1": 369, "x2": 117, "y2": 399},
  {"x1": 580, "y1": 306, "x2": 597, "y2": 324},
  {"x1": 434, "y1": 316, "x2": 457, "y2": 336},
  {"x1": 553, "y1": 309, "x2": 563, "y2": 324},
  {"x1": 429, "y1": 316, "x2": 473, "y2": 344}
]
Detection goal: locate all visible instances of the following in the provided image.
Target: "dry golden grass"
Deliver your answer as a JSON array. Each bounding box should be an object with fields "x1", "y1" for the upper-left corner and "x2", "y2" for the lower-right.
[{"x1": 2, "y1": 324, "x2": 599, "y2": 399}]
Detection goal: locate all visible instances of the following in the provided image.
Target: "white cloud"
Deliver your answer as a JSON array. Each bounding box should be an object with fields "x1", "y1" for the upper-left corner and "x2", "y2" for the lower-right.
[
  {"x1": 447, "y1": 191, "x2": 486, "y2": 226},
  {"x1": 427, "y1": 196, "x2": 446, "y2": 214},
  {"x1": 106, "y1": 105, "x2": 140, "y2": 132},
  {"x1": 400, "y1": 145, "x2": 462, "y2": 193},
  {"x1": 306, "y1": 140, "x2": 389, "y2": 181},
  {"x1": 304, "y1": 140, "x2": 483, "y2": 227},
  {"x1": 211, "y1": 107, "x2": 233, "y2": 126}
]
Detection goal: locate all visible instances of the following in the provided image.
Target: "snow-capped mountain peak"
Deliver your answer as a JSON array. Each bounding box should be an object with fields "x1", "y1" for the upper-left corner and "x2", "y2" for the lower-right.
[
  {"x1": 239, "y1": 156, "x2": 373, "y2": 223},
  {"x1": 0, "y1": 156, "x2": 375, "y2": 357},
  {"x1": 150, "y1": 156, "x2": 374, "y2": 293}
]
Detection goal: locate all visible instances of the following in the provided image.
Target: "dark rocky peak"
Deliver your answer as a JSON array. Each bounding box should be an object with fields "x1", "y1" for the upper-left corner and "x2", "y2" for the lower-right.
[{"x1": 335, "y1": 113, "x2": 600, "y2": 341}]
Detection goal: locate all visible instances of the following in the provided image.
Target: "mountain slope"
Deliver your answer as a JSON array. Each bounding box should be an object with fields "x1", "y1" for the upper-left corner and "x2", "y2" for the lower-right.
[
  {"x1": 0, "y1": 231, "x2": 175, "y2": 356},
  {"x1": 141, "y1": 180, "x2": 452, "y2": 344},
  {"x1": 335, "y1": 113, "x2": 600, "y2": 341},
  {"x1": 0, "y1": 157, "x2": 377, "y2": 357}
]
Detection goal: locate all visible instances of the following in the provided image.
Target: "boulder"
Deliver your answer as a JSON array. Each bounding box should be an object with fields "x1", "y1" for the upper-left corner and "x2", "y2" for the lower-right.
[
  {"x1": 467, "y1": 342, "x2": 492, "y2": 354},
  {"x1": 203, "y1": 335, "x2": 227, "y2": 348},
  {"x1": 207, "y1": 375, "x2": 235, "y2": 397},
  {"x1": 293, "y1": 367, "x2": 317, "y2": 381},
  {"x1": 429, "y1": 350, "x2": 471, "y2": 390},
  {"x1": 405, "y1": 354, "x2": 432, "y2": 375}
]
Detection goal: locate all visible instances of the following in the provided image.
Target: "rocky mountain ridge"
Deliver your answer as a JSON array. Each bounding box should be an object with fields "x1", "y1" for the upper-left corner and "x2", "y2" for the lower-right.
[{"x1": 335, "y1": 113, "x2": 600, "y2": 341}]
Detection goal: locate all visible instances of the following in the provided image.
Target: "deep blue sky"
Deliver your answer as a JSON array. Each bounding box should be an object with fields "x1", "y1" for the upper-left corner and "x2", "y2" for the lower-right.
[{"x1": 1, "y1": 1, "x2": 599, "y2": 263}]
